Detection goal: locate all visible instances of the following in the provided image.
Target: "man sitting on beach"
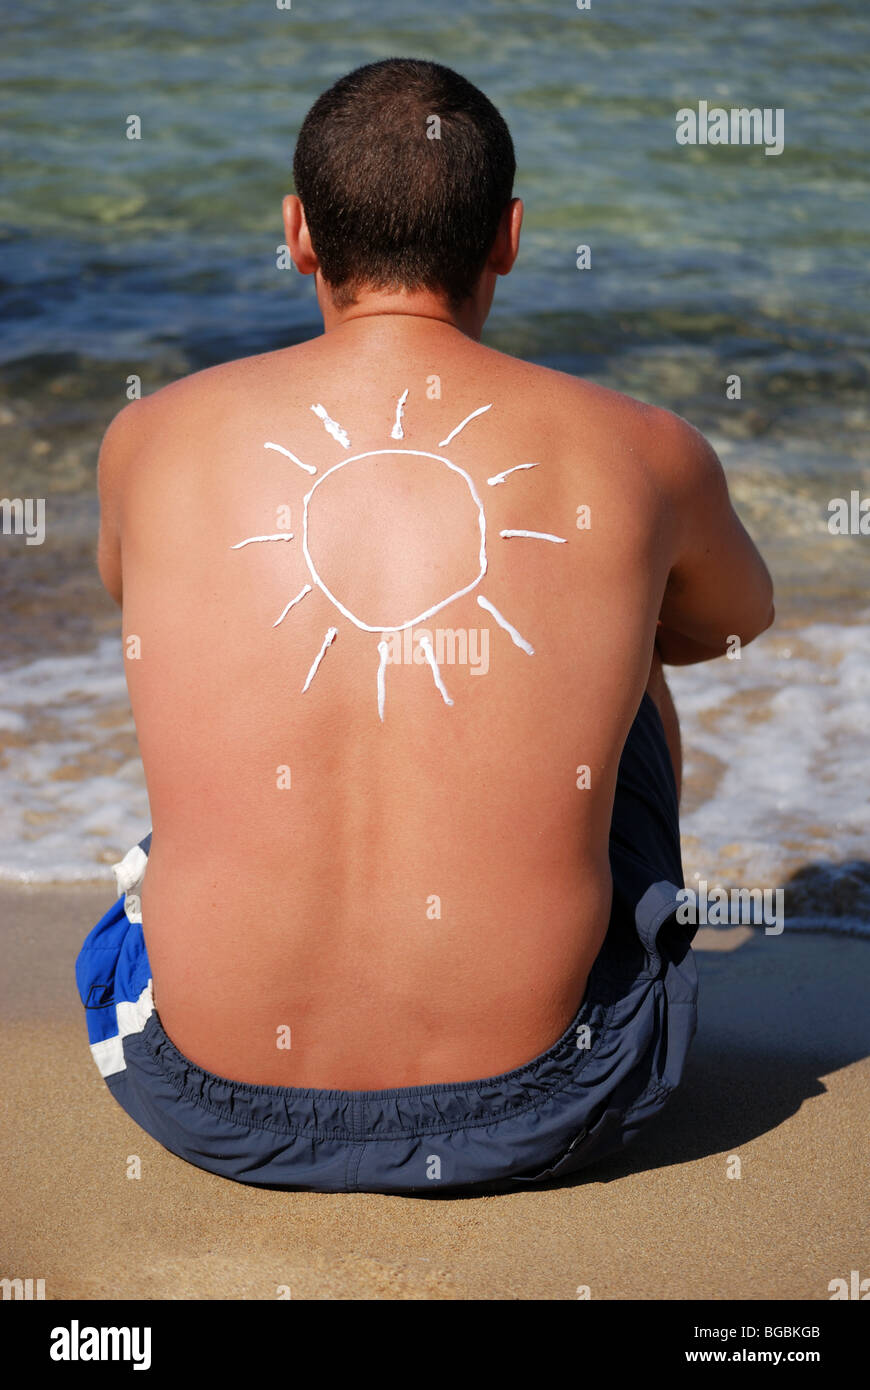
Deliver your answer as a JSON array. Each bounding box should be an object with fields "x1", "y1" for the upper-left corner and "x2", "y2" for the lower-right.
[{"x1": 77, "y1": 58, "x2": 774, "y2": 1193}]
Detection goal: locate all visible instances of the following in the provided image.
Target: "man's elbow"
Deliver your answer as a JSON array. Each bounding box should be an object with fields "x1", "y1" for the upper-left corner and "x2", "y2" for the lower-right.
[
  {"x1": 97, "y1": 541, "x2": 123, "y2": 607},
  {"x1": 738, "y1": 596, "x2": 775, "y2": 650}
]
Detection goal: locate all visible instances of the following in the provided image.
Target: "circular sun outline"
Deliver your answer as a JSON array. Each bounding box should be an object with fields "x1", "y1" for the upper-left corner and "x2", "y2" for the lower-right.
[
  {"x1": 302, "y1": 448, "x2": 488, "y2": 633},
  {"x1": 229, "y1": 396, "x2": 569, "y2": 716}
]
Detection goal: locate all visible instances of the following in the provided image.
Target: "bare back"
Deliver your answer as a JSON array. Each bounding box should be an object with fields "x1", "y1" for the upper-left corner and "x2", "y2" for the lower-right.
[{"x1": 109, "y1": 318, "x2": 684, "y2": 1087}]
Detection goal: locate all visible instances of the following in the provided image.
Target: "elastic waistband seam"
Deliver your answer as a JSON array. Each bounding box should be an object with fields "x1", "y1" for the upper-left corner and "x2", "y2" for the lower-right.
[
  {"x1": 135, "y1": 1000, "x2": 620, "y2": 1143},
  {"x1": 137, "y1": 960, "x2": 618, "y2": 1108}
]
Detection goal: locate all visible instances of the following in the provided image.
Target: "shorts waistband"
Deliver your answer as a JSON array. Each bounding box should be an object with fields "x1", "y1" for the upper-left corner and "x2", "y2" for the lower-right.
[{"x1": 121, "y1": 877, "x2": 682, "y2": 1142}]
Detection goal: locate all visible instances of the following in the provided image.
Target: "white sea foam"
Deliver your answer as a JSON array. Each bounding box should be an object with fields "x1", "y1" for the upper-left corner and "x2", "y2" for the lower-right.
[
  {"x1": 0, "y1": 622, "x2": 867, "y2": 938},
  {"x1": 0, "y1": 638, "x2": 149, "y2": 883},
  {"x1": 669, "y1": 615, "x2": 870, "y2": 935}
]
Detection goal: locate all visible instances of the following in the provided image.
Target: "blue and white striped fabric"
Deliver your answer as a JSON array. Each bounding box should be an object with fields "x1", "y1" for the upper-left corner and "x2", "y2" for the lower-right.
[{"x1": 76, "y1": 836, "x2": 153, "y2": 1079}]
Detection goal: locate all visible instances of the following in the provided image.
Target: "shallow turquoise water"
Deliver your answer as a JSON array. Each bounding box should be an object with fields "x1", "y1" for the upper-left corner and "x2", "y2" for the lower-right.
[
  {"x1": 0, "y1": 1, "x2": 868, "y2": 884},
  {"x1": 1, "y1": 0, "x2": 867, "y2": 455}
]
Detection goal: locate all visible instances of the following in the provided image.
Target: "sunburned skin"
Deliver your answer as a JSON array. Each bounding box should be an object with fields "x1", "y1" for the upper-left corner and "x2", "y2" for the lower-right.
[
  {"x1": 100, "y1": 308, "x2": 773, "y2": 1090},
  {"x1": 231, "y1": 397, "x2": 566, "y2": 715}
]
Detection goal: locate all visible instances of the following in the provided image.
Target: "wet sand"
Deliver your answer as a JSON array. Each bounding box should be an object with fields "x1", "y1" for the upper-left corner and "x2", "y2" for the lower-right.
[{"x1": 1, "y1": 883, "x2": 866, "y2": 1301}]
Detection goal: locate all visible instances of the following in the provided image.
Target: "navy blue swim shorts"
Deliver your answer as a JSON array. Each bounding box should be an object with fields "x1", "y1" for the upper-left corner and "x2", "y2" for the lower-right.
[{"x1": 76, "y1": 692, "x2": 697, "y2": 1194}]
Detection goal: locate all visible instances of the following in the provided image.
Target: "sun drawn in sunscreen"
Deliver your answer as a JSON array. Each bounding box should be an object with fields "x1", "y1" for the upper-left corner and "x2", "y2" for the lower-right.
[{"x1": 231, "y1": 395, "x2": 568, "y2": 719}]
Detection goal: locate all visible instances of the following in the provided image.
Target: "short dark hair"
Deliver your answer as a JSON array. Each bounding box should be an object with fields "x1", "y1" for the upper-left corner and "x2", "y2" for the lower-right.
[{"x1": 292, "y1": 58, "x2": 516, "y2": 308}]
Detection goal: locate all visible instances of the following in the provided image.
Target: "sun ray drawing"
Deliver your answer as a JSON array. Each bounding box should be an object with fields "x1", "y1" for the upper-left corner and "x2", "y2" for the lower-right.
[
  {"x1": 487, "y1": 462, "x2": 539, "y2": 486},
  {"x1": 391, "y1": 388, "x2": 409, "y2": 440},
  {"x1": 230, "y1": 532, "x2": 295, "y2": 548},
  {"x1": 302, "y1": 626, "x2": 338, "y2": 692},
  {"x1": 272, "y1": 584, "x2": 312, "y2": 628},
  {"x1": 500, "y1": 528, "x2": 567, "y2": 543},
  {"x1": 264, "y1": 441, "x2": 317, "y2": 474},
  {"x1": 438, "y1": 402, "x2": 492, "y2": 448},
  {"x1": 231, "y1": 395, "x2": 569, "y2": 718}
]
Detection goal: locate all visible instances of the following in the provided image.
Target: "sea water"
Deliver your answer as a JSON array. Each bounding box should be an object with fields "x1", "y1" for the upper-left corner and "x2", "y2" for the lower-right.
[{"x1": 0, "y1": 2, "x2": 867, "y2": 928}]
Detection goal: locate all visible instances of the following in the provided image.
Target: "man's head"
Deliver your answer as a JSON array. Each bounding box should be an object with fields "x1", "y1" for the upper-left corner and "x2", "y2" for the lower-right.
[{"x1": 288, "y1": 58, "x2": 519, "y2": 318}]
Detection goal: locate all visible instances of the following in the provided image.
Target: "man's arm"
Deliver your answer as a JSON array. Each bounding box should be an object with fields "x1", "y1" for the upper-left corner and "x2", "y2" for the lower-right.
[
  {"x1": 652, "y1": 410, "x2": 775, "y2": 664},
  {"x1": 96, "y1": 401, "x2": 143, "y2": 608}
]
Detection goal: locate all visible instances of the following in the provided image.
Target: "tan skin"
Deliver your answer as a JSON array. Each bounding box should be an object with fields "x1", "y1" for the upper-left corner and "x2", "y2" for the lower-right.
[{"x1": 97, "y1": 195, "x2": 773, "y2": 1088}]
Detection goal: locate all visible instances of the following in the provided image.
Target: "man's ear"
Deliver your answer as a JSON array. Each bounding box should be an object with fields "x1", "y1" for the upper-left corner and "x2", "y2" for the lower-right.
[
  {"x1": 488, "y1": 198, "x2": 523, "y2": 277},
  {"x1": 283, "y1": 195, "x2": 319, "y2": 275}
]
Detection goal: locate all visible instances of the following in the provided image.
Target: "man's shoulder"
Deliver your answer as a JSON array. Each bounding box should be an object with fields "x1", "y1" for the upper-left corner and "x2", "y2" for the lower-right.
[
  {"x1": 475, "y1": 344, "x2": 683, "y2": 433},
  {"x1": 132, "y1": 346, "x2": 297, "y2": 412},
  {"x1": 519, "y1": 360, "x2": 713, "y2": 478},
  {"x1": 99, "y1": 345, "x2": 306, "y2": 454}
]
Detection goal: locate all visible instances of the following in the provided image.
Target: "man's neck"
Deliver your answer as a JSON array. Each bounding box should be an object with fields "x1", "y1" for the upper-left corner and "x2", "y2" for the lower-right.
[{"x1": 316, "y1": 278, "x2": 491, "y2": 341}]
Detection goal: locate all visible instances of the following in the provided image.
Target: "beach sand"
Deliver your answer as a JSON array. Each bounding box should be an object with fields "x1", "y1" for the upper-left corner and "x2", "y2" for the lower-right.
[{"x1": 1, "y1": 883, "x2": 866, "y2": 1301}]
